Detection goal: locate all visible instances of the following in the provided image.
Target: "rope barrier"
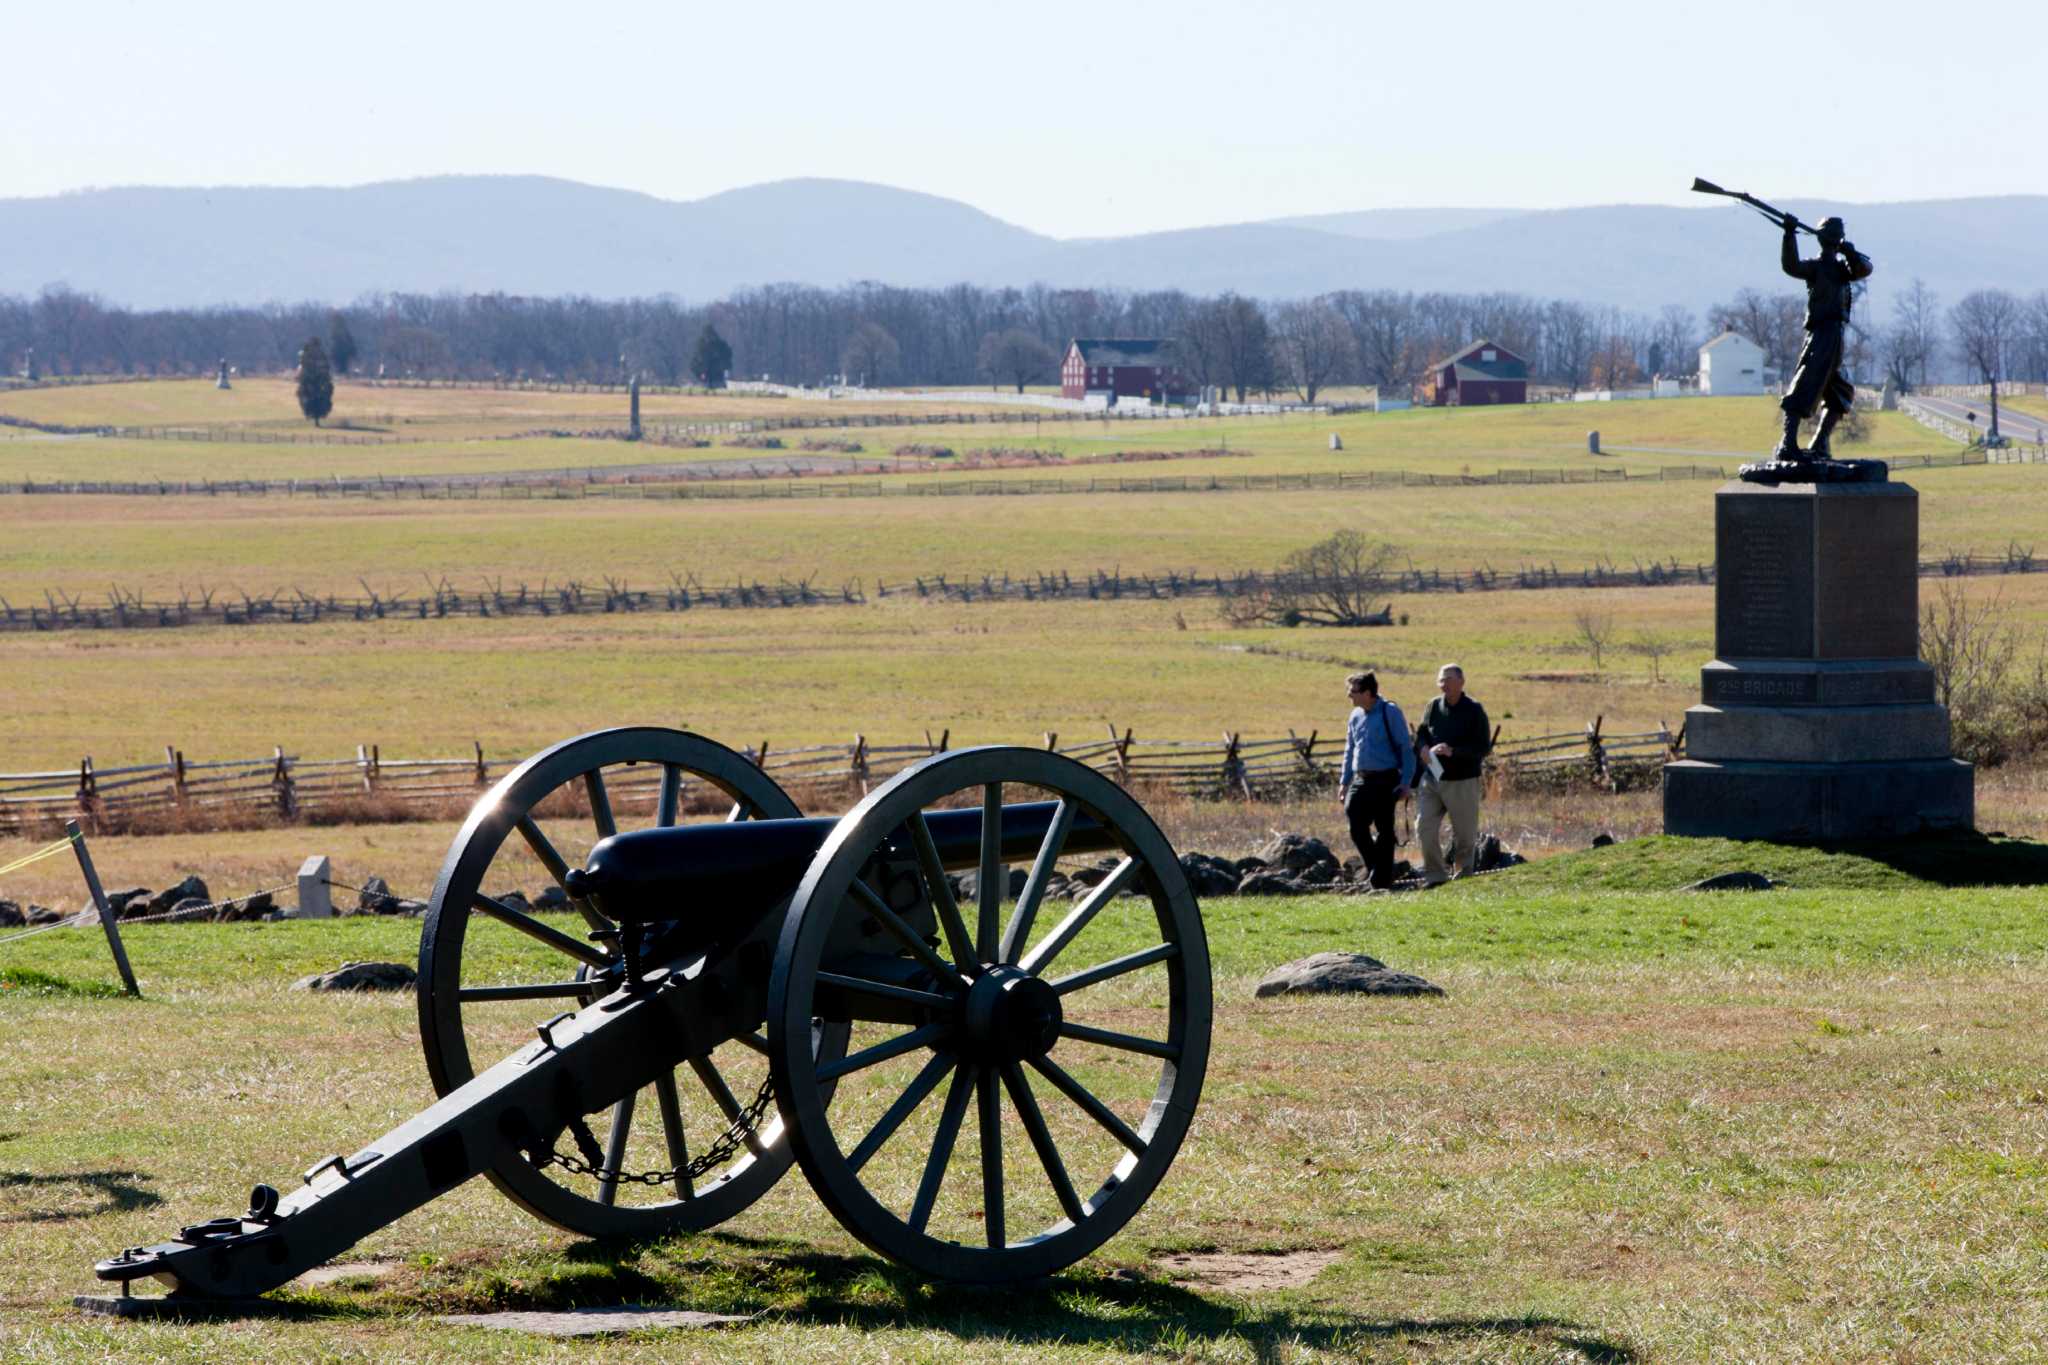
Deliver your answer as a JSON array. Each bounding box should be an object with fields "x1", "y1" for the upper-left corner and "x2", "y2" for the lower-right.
[{"x1": 0, "y1": 833, "x2": 78, "y2": 879}]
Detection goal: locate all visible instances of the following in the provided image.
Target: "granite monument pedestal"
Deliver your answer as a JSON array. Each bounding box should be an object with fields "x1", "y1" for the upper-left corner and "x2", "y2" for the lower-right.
[{"x1": 1663, "y1": 471, "x2": 1973, "y2": 840}]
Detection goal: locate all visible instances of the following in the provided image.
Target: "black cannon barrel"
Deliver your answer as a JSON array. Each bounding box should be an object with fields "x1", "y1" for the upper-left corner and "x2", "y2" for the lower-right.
[{"x1": 569, "y1": 801, "x2": 1118, "y2": 928}]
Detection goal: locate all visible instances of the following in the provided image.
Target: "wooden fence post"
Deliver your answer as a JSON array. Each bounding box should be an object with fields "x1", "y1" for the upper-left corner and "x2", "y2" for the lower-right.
[
  {"x1": 851, "y1": 734, "x2": 870, "y2": 794},
  {"x1": 1287, "y1": 727, "x2": 1319, "y2": 775},
  {"x1": 1585, "y1": 716, "x2": 1609, "y2": 787},
  {"x1": 75, "y1": 757, "x2": 99, "y2": 829},
  {"x1": 164, "y1": 745, "x2": 187, "y2": 809},
  {"x1": 473, "y1": 740, "x2": 488, "y2": 786},
  {"x1": 1222, "y1": 731, "x2": 1253, "y2": 801},
  {"x1": 1107, "y1": 724, "x2": 1133, "y2": 782},
  {"x1": 1044, "y1": 731, "x2": 1058, "y2": 750},
  {"x1": 271, "y1": 746, "x2": 297, "y2": 817}
]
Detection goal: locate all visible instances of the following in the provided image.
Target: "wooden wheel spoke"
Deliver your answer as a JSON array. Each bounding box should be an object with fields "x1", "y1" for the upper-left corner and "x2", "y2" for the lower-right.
[
  {"x1": 846, "y1": 1051, "x2": 955, "y2": 1174},
  {"x1": 977, "y1": 1064, "x2": 1005, "y2": 1247},
  {"x1": 1000, "y1": 799, "x2": 1075, "y2": 964},
  {"x1": 597, "y1": 1092, "x2": 635, "y2": 1206},
  {"x1": 814, "y1": 1021, "x2": 948, "y2": 1083},
  {"x1": 1049, "y1": 942, "x2": 1179, "y2": 997},
  {"x1": 517, "y1": 814, "x2": 610, "y2": 936},
  {"x1": 1001, "y1": 1061, "x2": 1085, "y2": 1224},
  {"x1": 1060, "y1": 1020, "x2": 1179, "y2": 1060},
  {"x1": 655, "y1": 764, "x2": 682, "y2": 827},
  {"x1": 691, "y1": 1055, "x2": 768, "y2": 1158},
  {"x1": 724, "y1": 799, "x2": 752, "y2": 822},
  {"x1": 908, "y1": 813, "x2": 980, "y2": 973},
  {"x1": 849, "y1": 878, "x2": 964, "y2": 987},
  {"x1": 817, "y1": 971, "x2": 956, "y2": 1011},
  {"x1": 977, "y1": 784, "x2": 1003, "y2": 963},
  {"x1": 733, "y1": 1031, "x2": 771, "y2": 1058},
  {"x1": 1018, "y1": 858, "x2": 1138, "y2": 976},
  {"x1": 456, "y1": 979, "x2": 601, "y2": 1003},
  {"x1": 471, "y1": 892, "x2": 610, "y2": 969},
  {"x1": 909, "y1": 1063, "x2": 976, "y2": 1233},
  {"x1": 583, "y1": 769, "x2": 617, "y2": 841},
  {"x1": 1028, "y1": 1054, "x2": 1147, "y2": 1156},
  {"x1": 653, "y1": 1070, "x2": 694, "y2": 1198}
]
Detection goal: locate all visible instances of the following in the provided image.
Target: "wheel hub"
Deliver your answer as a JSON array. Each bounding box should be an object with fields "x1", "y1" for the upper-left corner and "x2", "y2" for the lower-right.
[{"x1": 959, "y1": 966, "x2": 1062, "y2": 1064}]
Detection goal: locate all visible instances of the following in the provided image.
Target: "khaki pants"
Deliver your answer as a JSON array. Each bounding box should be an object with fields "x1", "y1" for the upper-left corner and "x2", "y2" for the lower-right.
[{"x1": 1418, "y1": 776, "x2": 1482, "y2": 883}]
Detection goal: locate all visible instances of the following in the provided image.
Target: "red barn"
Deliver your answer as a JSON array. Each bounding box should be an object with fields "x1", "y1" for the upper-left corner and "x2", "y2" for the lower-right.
[
  {"x1": 1059, "y1": 339, "x2": 1192, "y2": 404},
  {"x1": 1426, "y1": 339, "x2": 1529, "y2": 406}
]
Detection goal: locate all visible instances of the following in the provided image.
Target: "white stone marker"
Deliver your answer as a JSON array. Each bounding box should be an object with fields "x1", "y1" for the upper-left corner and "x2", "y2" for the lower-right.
[{"x1": 296, "y1": 855, "x2": 333, "y2": 919}]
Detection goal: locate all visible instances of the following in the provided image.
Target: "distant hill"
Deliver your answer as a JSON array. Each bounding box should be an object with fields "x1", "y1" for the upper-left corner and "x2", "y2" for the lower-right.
[{"x1": 4, "y1": 175, "x2": 2044, "y2": 316}]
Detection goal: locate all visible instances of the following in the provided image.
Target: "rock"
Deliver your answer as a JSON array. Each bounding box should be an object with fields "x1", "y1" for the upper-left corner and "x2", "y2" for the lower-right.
[
  {"x1": 214, "y1": 890, "x2": 276, "y2": 922},
  {"x1": 1177, "y1": 853, "x2": 1242, "y2": 898},
  {"x1": 355, "y1": 877, "x2": 425, "y2": 916},
  {"x1": 1253, "y1": 952, "x2": 1445, "y2": 999},
  {"x1": 532, "y1": 885, "x2": 571, "y2": 912},
  {"x1": 1682, "y1": 871, "x2": 1777, "y2": 892},
  {"x1": 163, "y1": 897, "x2": 213, "y2": 923},
  {"x1": 1254, "y1": 833, "x2": 1341, "y2": 879},
  {"x1": 1235, "y1": 870, "x2": 1300, "y2": 897},
  {"x1": 1068, "y1": 857, "x2": 1124, "y2": 888},
  {"x1": 27, "y1": 905, "x2": 62, "y2": 925},
  {"x1": 494, "y1": 890, "x2": 532, "y2": 915},
  {"x1": 1590, "y1": 832, "x2": 1616, "y2": 848},
  {"x1": 0, "y1": 900, "x2": 21, "y2": 928},
  {"x1": 291, "y1": 961, "x2": 417, "y2": 992},
  {"x1": 956, "y1": 867, "x2": 1029, "y2": 902},
  {"x1": 1041, "y1": 871, "x2": 1075, "y2": 901},
  {"x1": 1232, "y1": 856, "x2": 1268, "y2": 875},
  {"x1": 102, "y1": 887, "x2": 151, "y2": 919},
  {"x1": 1472, "y1": 835, "x2": 1526, "y2": 873},
  {"x1": 145, "y1": 875, "x2": 209, "y2": 916}
]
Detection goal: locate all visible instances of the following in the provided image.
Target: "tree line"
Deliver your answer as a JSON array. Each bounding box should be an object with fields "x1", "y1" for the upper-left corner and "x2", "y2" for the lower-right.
[{"x1": 7, "y1": 278, "x2": 2047, "y2": 402}]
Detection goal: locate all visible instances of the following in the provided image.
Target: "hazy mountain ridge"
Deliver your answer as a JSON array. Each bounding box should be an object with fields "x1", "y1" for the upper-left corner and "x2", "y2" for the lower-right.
[{"x1": 5, "y1": 175, "x2": 2043, "y2": 315}]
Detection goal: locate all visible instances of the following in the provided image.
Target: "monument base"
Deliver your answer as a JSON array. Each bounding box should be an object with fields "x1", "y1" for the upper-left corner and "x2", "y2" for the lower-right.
[{"x1": 1663, "y1": 757, "x2": 1974, "y2": 842}]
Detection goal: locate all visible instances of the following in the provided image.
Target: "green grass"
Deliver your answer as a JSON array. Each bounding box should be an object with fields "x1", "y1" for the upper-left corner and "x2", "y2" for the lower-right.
[{"x1": 3, "y1": 834, "x2": 2047, "y2": 1360}]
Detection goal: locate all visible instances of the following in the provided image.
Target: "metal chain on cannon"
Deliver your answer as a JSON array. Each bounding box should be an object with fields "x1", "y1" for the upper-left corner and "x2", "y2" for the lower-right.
[{"x1": 528, "y1": 1073, "x2": 777, "y2": 1188}]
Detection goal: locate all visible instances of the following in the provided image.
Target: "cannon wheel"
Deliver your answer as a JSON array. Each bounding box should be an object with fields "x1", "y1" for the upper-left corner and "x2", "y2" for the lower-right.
[
  {"x1": 421, "y1": 726, "x2": 826, "y2": 1239},
  {"x1": 767, "y1": 746, "x2": 1211, "y2": 1282}
]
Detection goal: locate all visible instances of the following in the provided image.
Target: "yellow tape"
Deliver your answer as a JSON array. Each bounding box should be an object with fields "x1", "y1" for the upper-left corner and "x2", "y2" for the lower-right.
[{"x1": 0, "y1": 834, "x2": 78, "y2": 880}]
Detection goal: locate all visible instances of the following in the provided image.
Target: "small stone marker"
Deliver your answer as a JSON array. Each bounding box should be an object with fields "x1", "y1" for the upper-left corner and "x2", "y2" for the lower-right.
[
  {"x1": 1588, "y1": 430, "x2": 1601, "y2": 454},
  {"x1": 215, "y1": 356, "x2": 231, "y2": 390},
  {"x1": 1254, "y1": 952, "x2": 1443, "y2": 998},
  {"x1": 1328, "y1": 432, "x2": 1342, "y2": 451},
  {"x1": 291, "y1": 961, "x2": 415, "y2": 992},
  {"x1": 296, "y1": 855, "x2": 332, "y2": 919},
  {"x1": 436, "y1": 1307, "x2": 755, "y2": 1337}
]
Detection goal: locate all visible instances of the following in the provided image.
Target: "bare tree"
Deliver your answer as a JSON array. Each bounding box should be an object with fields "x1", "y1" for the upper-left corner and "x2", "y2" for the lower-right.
[
  {"x1": 840, "y1": 321, "x2": 901, "y2": 388},
  {"x1": 1271, "y1": 298, "x2": 1356, "y2": 404},
  {"x1": 1921, "y1": 578, "x2": 2015, "y2": 711},
  {"x1": 1629, "y1": 630, "x2": 1678, "y2": 683},
  {"x1": 1950, "y1": 289, "x2": 2022, "y2": 445},
  {"x1": 1649, "y1": 305, "x2": 1697, "y2": 380},
  {"x1": 1227, "y1": 532, "x2": 1399, "y2": 627},
  {"x1": 1572, "y1": 607, "x2": 1617, "y2": 670},
  {"x1": 1199, "y1": 294, "x2": 1275, "y2": 402},
  {"x1": 1329, "y1": 289, "x2": 1418, "y2": 393},
  {"x1": 975, "y1": 328, "x2": 1055, "y2": 392},
  {"x1": 1543, "y1": 299, "x2": 1597, "y2": 390},
  {"x1": 1880, "y1": 278, "x2": 1941, "y2": 392}
]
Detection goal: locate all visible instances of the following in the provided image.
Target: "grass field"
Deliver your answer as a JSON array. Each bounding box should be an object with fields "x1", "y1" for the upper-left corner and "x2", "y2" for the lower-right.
[{"x1": 3, "y1": 835, "x2": 2045, "y2": 1361}]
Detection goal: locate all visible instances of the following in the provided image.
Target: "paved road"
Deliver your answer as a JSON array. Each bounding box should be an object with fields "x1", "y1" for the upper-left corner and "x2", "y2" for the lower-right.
[{"x1": 1911, "y1": 394, "x2": 2048, "y2": 448}]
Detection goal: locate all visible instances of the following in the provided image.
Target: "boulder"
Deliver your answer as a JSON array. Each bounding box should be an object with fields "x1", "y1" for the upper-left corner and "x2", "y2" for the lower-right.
[
  {"x1": 1232, "y1": 856, "x2": 1268, "y2": 875},
  {"x1": 27, "y1": 905, "x2": 63, "y2": 925},
  {"x1": 291, "y1": 961, "x2": 418, "y2": 992},
  {"x1": 1235, "y1": 870, "x2": 1301, "y2": 897},
  {"x1": 955, "y1": 867, "x2": 1029, "y2": 902},
  {"x1": 145, "y1": 875, "x2": 210, "y2": 917},
  {"x1": 1254, "y1": 833, "x2": 1341, "y2": 880},
  {"x1": 1177, "y1": 853, "x2": 1242, "y2": 898},
  {"x1": 494, "y1": 890, "x2": 533, "y2": 915},
  {"x1": 1682, "y1": 871, "x2": 1777, "y2": 892},
  {"x1": 1253, "y1": 952, "x2": 1445, "y2": 999},
  {"x1": 533, "y1": 885, "x2": 571, "y2": 912},
  {"x1": 355, "y1": 877, "x2": 426, "y2": 916},
  {"x1": 1591, "y1": 832, "x2": 1616, "y2": 848},
  {"x1": 0, "y1": 900, "x2": 21, "y2": 928},
  {"x1": 215, "y1": 890, "x2": 277, "y2": 922},
  {"x1": 102, "y1": 887, "x2": 151, "y2": 919},
  {"x1": 163, "y1": 897, "x2": 213, "y2": 923}
]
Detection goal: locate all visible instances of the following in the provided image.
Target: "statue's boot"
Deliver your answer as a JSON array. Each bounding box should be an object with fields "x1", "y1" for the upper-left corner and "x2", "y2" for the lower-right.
[
  {"x1": 1809, "y1": 405, "x2": 1841, "y2": 460},
  {"x1": 1769, "y1": 412, "x2": 1804, "y2": 460}
]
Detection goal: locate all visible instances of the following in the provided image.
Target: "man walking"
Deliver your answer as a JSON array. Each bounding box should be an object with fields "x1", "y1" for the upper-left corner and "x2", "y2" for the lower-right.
[
  {"x1": 1413, "y1": 663, "x2": 1492, "y2": 884},
  {"x1": 1338, "y1": 671, "x2": 1414, "y2": 891}
]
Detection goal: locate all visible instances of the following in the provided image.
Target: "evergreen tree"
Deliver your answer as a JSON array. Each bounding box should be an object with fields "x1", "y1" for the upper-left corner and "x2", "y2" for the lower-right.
[
  {"x1": 328, "y1": 312, "x2": 358, "y2": 376},
  {"x1": 691, "y1": 324, "x2": 733, "y2": 389},
  {"x1": 296, "y1": 337, "x2": 334, "y2": 425}
]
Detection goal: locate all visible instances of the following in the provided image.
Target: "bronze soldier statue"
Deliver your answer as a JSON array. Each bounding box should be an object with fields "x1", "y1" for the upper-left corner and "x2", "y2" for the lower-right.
[{"x1": 1773, "y1": 215, "x2": 1874, "y2": 460}]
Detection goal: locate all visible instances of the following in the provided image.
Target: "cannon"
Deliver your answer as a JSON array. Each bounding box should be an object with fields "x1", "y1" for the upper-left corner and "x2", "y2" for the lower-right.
[{"x1": 92, "y1": 728, "x2": 1212, "y2": 1298}]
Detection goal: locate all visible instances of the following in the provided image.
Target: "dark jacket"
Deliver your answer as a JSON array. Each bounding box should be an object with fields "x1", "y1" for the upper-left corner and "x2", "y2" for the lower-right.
[
  {"x1": 1414, "y1": 694, "x2": 1492, "y2": 782},
  {"x1": 1782, "y1": 230, "x2": 1874, "y2": 331}
]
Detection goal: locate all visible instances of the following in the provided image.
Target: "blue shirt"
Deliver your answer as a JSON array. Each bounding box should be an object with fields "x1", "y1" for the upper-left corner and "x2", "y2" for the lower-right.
[{"x1": 1340, "y1": 698, "x2": 1415, "y2": 790}]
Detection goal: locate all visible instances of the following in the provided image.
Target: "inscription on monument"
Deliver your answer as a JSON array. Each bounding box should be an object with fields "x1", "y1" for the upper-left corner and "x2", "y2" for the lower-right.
[
  {"x1": 1816, "y1": 490, "x2": 1918, "y2": 658},
  {"x1": 1716, "y1": 493, "x2": 1814, "y2": 658}
]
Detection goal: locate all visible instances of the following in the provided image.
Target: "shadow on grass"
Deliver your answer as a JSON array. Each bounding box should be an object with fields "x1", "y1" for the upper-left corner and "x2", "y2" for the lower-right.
[
  {"x1": 0, "y1": 1169, "x2": 163, "y2": 1222},
  {"x1": 412, "y1": 1233, "x2": 1639, "y2": 1361},
  {"x1": 1799, "y1": 829, "x2": 2048, "y2": 887}
]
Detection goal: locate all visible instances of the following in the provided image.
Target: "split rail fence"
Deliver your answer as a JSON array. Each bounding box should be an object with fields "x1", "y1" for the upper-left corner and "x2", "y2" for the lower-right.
[{"x1": 1, "y1": 721, "x2": 1681, "y2": 834}]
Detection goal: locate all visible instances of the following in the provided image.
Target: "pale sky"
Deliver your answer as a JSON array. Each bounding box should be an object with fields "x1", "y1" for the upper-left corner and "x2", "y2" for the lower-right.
[{"x1": 7, "y1": 0, "x2": 2043, "y2": 238}]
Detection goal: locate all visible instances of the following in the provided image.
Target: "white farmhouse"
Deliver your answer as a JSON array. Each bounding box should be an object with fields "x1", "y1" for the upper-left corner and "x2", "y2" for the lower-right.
[{"x1": 1699, "y1": 328, "x2": 1766, "y2": 396}]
